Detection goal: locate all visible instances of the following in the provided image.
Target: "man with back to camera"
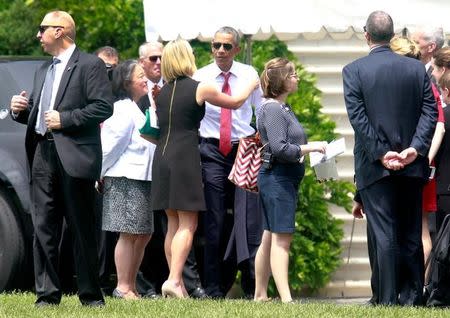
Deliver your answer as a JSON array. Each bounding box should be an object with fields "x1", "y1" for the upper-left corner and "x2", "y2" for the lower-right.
[
  {"x1": 9, "y1": 10, "x2": 113, "y2": 306},
  {"x1": 194, "y1": 26, "x2": 264, "y2": 298},
  {"x1": 343, "y1": 11, "x2": 437, "y2": 305}
]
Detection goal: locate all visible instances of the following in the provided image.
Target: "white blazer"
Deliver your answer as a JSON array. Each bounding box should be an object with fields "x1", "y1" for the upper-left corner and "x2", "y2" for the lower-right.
[{"x1": 101, "y1": 98, "x2": 155, "y2": 181}]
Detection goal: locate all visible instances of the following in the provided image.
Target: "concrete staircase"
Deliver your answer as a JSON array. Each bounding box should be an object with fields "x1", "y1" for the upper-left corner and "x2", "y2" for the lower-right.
[{"x1": 286, "y1": 29, "x2": 372, "y2": 297}]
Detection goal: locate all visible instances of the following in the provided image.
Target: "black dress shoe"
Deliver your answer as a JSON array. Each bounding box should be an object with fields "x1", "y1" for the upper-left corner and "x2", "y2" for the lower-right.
[
  {"x1": 141, "y1": 289, "x2": 161, "y2": 299},
  {"x1": 81, "y1": 300, "x2": 105, "y2": 307},
  {"x1": 35, "y1": 301, "x2": 58, "y2": 308},
  {"x1": 190, "y1": 287, "x2": 208, "y2": 299}
]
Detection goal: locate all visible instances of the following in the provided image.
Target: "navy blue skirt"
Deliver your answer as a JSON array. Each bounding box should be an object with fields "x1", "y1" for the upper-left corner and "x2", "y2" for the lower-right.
[{"x1": 257, "y1": 162, "x2": 305, "y2": 233}]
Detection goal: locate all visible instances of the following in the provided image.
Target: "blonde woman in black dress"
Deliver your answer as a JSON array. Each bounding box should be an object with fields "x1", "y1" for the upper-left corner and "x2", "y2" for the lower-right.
[{"x1": 151, "y1": 39, "x2": 259, "y2": 298}]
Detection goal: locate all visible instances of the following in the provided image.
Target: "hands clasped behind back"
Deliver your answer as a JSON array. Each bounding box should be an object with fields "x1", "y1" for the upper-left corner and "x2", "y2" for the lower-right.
[{"x1": 381, "y1": 147, "x2": 418, "y2": 170}]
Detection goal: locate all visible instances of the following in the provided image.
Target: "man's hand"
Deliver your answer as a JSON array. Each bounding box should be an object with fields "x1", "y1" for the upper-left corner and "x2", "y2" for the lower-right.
[
  {"x1": 45, "y1": 110, "x2": 62, "y2": 130},
  {"x1": 10, "y1": 91, "x2": 28, "y2": 114},
  {"x1": 398, "y1": 147, "x2": 418, "y2": 166},
  {"x1": 352, "y1": 200, "x2": 365, "y2": 219},
  {"x1": 381, "y1": 151, "x2": 404, "y2": 170}
]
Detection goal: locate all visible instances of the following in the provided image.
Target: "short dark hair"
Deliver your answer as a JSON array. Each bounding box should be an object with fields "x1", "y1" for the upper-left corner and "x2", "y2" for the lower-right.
[
  {"x1": 215, "y1": 26, "x2": 240, "y2": 46},
  {"x1": 95, "y1": 46, "x2": 119, "y2": 59},
  {"x1": 365, "y1": 11, "x2": 394, "y2": 43},
  {"x1": 111, "y1": 60, "x2": 138, "y2": 101}
]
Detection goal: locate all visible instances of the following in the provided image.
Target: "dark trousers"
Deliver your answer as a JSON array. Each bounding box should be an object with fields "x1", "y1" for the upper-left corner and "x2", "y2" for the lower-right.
[
  {"x1": 31, "y1": 140, "x2": 103, "y2": 304},
  {"x1": 200, "y1": 140, "x2": 239, "y2": 297},
  {"x1": 360, "y1": 176, "x2": 424, "y2": 306}
]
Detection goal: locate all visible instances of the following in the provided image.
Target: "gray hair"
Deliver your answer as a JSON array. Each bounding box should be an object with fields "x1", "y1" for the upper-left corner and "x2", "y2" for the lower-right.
[
  {"x1": 420, "y1": 26, "x2": 445, "y2": 50},
  {"x1": 215, "y1": 26, "x2": 240, "y2": 46},
  {"x1": 138, "y1": 41, "x2": 163, "y2": 59}
]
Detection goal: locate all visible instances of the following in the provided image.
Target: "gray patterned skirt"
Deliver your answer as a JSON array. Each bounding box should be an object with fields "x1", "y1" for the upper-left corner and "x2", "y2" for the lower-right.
[{"x1": 102, "y1": 177, "x2": 154, "y2": 234}]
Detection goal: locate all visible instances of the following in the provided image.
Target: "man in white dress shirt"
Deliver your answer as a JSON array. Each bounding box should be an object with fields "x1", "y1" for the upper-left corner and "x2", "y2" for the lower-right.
[{"x1": 194, "y1": 26, "x2": 263, "y2": 298}]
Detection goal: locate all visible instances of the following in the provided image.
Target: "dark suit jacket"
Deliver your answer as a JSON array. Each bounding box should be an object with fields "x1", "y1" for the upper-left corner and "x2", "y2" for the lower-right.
[
  {"x1": 14, "y1": 47, "x2": 113, "y2": 180},
  {"x1": 436, "y1": 106, "x2": 450, "y2": 194},
  {"x1": 343, "y1": 45, "x2": 437, "y2": 190}
]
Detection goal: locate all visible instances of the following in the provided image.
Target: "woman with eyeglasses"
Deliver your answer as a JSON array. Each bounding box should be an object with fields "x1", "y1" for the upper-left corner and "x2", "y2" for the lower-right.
[
  {"x1": 100, "y1": 60, "x2": 156, "y2": 299},
  {"x1": 150, "y1": 39, "x2": 258, "y2": 298},
  {"x1": 254, "y1": 58, "x2": 327, "y2": 303}
]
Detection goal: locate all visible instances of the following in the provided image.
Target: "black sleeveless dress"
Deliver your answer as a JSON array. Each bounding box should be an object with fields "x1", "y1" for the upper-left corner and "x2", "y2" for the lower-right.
[{"x1": 151, "y1": 76, "x2": 206, "y2": 212}]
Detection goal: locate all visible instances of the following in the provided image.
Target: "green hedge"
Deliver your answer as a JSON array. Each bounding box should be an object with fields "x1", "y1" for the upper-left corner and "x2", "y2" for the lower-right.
[{"x1": 191, "y1": 37, "x2": 355, "y2": 294}]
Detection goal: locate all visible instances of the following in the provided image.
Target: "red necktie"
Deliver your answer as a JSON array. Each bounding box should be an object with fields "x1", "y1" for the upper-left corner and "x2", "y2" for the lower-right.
[
  {"x1": 219, "y1": 72, "x2": 232, "y2": 156},
  {"x1": 152, "y1": 84, "x2": 161, "y2": 100}
]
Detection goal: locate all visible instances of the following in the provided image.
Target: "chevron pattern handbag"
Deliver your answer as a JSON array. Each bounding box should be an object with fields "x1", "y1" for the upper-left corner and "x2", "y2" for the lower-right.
[{"x1": 228, "y1": 134, "x2": 265, "y2": 193}]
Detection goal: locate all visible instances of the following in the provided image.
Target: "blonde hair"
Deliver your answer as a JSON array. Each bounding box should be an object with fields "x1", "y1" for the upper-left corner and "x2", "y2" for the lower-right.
[
  {"x1": 161, "y1": 39, "x2": 196, "y2": 82},
  {"x1": 390, "y1": 36, "x2": 420, "y2": 59},
  {"x1": 439, "y1": 70, "x2": 450, "y2": 91},
  {"x1": 48, "y1": 10, "x2": 76, "y2": 42},
  {"x1": 260, "y1": 57, "x2": 295, "y2": 98}
]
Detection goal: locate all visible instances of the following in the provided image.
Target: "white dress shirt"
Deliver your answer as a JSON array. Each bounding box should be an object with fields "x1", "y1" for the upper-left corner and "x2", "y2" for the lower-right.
[
  {"x1": 194, "y1": 61, "x2": 263, "y2": 141},
  {"x1": 35, "y1": 44, "x2": 76, "y2": 133},
  {"x1": 101, "y1": 98, "x2": 156, "y2": 181}
]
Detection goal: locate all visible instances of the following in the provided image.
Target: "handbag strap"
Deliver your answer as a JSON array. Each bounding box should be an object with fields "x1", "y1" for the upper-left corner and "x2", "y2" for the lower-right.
[{"x1": 162, "y1": 79, "x2": 177, "y2": 155}]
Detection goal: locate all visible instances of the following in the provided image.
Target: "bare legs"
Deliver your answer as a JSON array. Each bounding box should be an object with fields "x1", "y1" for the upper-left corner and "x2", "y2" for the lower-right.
[
  {"x1": 114, "y1": 233, "x2": 151, "y2": 299},
  {"x1": 254, "y1": 230, "x2": 293, "y2": 303},
  {"x1": 422, "y1": 211, "x2": 432, "y2": 280},
  {"x1": 163, "y1": 209, "x2": 198, "y2": 298}
]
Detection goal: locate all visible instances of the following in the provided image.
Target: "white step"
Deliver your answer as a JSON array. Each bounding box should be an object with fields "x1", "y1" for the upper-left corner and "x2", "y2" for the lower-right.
[
  {"x1": 332, "y1": 258, "x2": 371, "y2": 281},
  {"x1": 318, "y1": 280, "x2": 372, "y2": 298}
]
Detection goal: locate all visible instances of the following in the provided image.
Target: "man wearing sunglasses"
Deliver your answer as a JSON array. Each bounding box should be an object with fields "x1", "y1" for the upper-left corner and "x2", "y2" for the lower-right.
[
  {"x1": 194, "y1": 26, "x2": 263, "y2": 299},
  {"x1": 138, "y1": 41, "x2": 163, "y2": 113},
  {"x1": 9, "y1": 10, "x2": 113, "y2": 307}
]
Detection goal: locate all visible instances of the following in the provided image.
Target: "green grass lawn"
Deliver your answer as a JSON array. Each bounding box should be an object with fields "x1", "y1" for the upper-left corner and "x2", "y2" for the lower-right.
[{"x1": 1, "y1": 292, "x2": 450, "y2": 318}]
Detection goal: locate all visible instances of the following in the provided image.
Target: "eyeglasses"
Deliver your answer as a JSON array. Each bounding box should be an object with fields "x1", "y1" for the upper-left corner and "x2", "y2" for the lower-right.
[
  {"x1": 39, "y1": 25, "x2": 65, "y2": 34},
  {"x1": 212, "y1": 42, "x2": 233, "y2": 51},
  {"x1": 363, "y1": 26, "x2": 367, "y2": 32},
  {"x1": 148, "y1": 55, "x2": 161, "y2": 62}
]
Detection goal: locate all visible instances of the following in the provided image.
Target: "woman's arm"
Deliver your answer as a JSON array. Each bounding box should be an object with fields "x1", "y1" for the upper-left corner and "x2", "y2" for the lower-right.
[
  {"x1": 428, "y1": 121, "x2": 445, "y2": 163},
  {"x1": 196, "y1": 79, "x2": 259, "y2": 109}
]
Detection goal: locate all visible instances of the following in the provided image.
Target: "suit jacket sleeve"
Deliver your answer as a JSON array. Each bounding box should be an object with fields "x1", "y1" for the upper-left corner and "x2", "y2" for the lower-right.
[
  {"x1": 410, "y1": 72, "x2": 438, "y2": 157},
  {"x1": 59, "y1": 58, "x2": 113, "y2": 131},
  {"x1": 343, "y1": 64, "x2": 389, "y2": 162}
]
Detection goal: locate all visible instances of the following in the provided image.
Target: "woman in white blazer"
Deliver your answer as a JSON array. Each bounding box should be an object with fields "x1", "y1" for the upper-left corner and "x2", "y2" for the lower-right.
[{"x1": 101, "y1": 60, "x2": 156, "y2": 300}]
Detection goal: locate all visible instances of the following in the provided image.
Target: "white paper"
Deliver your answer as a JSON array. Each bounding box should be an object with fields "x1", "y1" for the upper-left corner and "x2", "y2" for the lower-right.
[
  {"x1": 313, "y1": 158, "x2": 339, "y2": 181},
  {"x1": 309, "y1": 138, "x2": 346, "y2": 167}
]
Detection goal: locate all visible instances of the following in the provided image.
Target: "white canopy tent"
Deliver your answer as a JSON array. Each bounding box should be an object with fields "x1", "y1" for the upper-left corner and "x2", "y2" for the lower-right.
[{"x1": 143, "y1": 0, "x2": 448, "y2": 42}]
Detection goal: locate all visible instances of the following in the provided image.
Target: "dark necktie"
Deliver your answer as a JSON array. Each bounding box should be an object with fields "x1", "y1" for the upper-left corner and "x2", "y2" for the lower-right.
[
  {"x1": 219, "y1": 72, "x2": 232, "y2": 156},
  {"x1": 37, "y1": 58, "x2": 61, "y2": 135}
]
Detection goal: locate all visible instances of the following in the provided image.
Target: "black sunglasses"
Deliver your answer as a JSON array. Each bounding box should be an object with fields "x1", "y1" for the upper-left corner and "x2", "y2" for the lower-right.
[
  {"x1": 363, "y1": 26, "x2": 367, "y2": 32},
  {"x1": 148, "y1": 55, "x2": 161, "y2": 62},
  {"x1": 39, "y1": 25, "x2": 64, "y2": 34},
  {"x1": 212, "y1": 42, "x2": 233, "y2": 51}
]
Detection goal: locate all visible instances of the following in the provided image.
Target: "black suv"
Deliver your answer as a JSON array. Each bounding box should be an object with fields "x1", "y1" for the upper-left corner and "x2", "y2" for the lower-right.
[{"x1": 0, "y1": 57, "x2": 48, "y2": 291}]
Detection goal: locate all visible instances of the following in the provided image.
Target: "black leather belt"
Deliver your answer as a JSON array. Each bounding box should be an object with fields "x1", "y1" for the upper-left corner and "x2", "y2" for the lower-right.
[
  {"x1": 200, "y1": 137, "x2": 239, "y2": 147},
  {"x1": 37, "y1": 131, "x2": 54, "y2": 141}
]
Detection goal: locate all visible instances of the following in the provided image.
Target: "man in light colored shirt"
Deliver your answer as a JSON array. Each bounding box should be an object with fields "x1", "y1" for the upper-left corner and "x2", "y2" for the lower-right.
[
  {"x1": 138, "y1": 41, "x2": 163, "y2": 113},
  {"x1": 411, "y1": 26, "x2": 445, "y2": 80},
  {"x1": 194, "y1": 26, "x2": 263, "y2": 298}
]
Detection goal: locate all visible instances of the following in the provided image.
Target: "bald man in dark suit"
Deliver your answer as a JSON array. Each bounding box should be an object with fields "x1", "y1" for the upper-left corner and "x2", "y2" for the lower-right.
[{"x1": 10, "y1": 10, "x2": 113, "y2": 306}]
